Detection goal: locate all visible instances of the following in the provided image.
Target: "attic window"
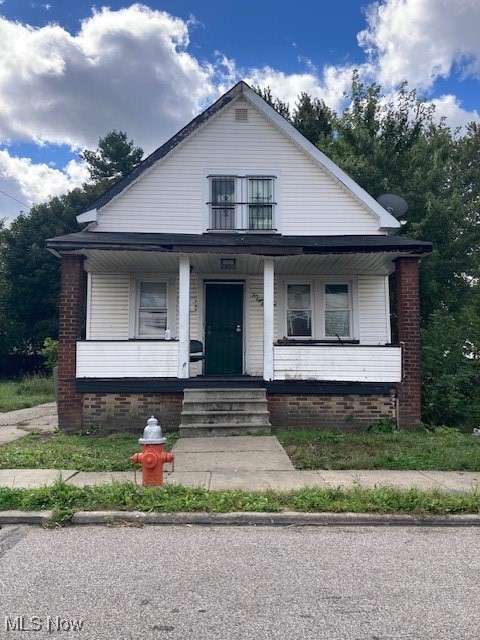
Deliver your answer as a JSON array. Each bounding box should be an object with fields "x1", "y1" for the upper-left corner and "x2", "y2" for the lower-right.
[
  {"x1": 208, "y1": 175, "x2": 276, "y2": 231},
  {"x1": 235, "y1": 108, "x2": 248, "y2": 122}
]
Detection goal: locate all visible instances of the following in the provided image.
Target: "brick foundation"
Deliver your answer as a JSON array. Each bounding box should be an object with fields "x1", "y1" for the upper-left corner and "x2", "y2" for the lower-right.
[
  {"x1": 78, "y1": 390, "x2": 396, "y2": 433},
  {"x1": 82, "y1": 392, "x2": 183, "y2": 432},
  {"x1": 267, "y1": 392, "x2": 396, "y2": 431}
]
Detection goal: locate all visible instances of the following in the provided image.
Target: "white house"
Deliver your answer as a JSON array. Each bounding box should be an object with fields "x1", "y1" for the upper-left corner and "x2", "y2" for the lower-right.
[{"x1": 47, "y1": 81, "x2": 432, "y2": 433}]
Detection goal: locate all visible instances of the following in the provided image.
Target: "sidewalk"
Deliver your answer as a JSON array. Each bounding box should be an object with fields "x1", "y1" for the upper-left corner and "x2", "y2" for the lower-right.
[
  {"x1": 0, "y1": 402, "x2": 57, "y2": 444},
  {"x1": 0, "y1": 410, "x2": 479, "y2": 492}
]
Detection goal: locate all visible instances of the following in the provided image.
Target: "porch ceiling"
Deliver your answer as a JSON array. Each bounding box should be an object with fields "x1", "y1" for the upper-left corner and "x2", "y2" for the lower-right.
[{"x1": 83, "y1": 249, "x2": 402, "y2": 275}]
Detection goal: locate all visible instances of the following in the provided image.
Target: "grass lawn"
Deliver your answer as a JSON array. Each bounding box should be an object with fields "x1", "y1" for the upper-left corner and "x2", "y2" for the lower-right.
[
  {"x1": 0, "y1": 430, "x2": 178, "y2": 472},
  {"x1": 0, "y1": 375, "x2": 55, "y2": 412},
  {"x1": 275, "y1": 427, "x2": 480, "y2": 471}
]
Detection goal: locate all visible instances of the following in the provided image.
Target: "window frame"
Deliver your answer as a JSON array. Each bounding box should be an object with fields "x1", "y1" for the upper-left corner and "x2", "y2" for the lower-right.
[
  {"x1": 323, "y1": 282, "x2": 353, "y2": 339},
  {"x1": 204, "y1": 169, "x2": 281, "y2": 233},
  {"x1": 129, "y1": 275, "x2": 176, "y2": 340},
  {"x1": 278, "y1": 277, "x2": 357, "y2": 341},
  {"x1": 285, "y1": 282, "x2": 313, "y2": 338}
]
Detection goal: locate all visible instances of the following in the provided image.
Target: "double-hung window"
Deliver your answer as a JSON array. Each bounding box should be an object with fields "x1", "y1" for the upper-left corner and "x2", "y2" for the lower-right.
[
  {"x1": 248, "y1": 178, "x2": 273, "y2": 230},
  {"x1": 208, "y1": 174, "x2": 276, "y2": 231},
  {"x1": 286, "y1": 284, "x2": 312, "y2": 337},
  {"x1": 324, "y1": 284, "x2": 351, "y2": 338},
  {"x1": 210, "y1": 177, "x2": 236, "y2": 230},
  {"x1": 137, "y1": 281, "x2": 168, "y2": 338},
  {"x1": 282, "y1": 280, "x2": 354, "y2": 340}
]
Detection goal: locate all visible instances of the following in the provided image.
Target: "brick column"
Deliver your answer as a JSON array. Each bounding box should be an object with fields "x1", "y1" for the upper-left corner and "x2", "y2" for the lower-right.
[
  {"x1": 57, "y1": 254, "x2": 86, "y2": 432},
  {"x1": 394, "y1": 256, "x2": 421, "y2": 428}
]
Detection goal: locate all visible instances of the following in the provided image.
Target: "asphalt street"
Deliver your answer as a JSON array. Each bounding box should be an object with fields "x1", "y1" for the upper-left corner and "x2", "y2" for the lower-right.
[{"x1": 1, "y1": 524, "x2": 479, "y2": 639}]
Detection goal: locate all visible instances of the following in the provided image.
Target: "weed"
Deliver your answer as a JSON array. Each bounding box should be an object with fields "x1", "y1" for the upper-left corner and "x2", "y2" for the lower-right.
[
  {"x1": 0, "y1": 481, "x2": 478, "y2": 525},
  {"x1": 365, "y1": 418, "x2": 397, "y2": 433}
]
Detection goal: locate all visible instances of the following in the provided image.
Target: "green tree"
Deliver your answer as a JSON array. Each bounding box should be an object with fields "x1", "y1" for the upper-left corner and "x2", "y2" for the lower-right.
[
  {"x1": 292, "y1": 92, "x2": 335, "y2": 148},
  {"x1": 422, "y1": 304, "x2": 480, "y2": 428},
  {"x1": 80, "y1": 130, "x2": 143, "y2": 184}
]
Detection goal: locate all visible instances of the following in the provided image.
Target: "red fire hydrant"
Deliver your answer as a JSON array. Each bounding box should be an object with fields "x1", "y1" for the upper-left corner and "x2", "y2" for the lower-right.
[{"x1": 130, "y1": 416, "x2": 174, "y2": 487}]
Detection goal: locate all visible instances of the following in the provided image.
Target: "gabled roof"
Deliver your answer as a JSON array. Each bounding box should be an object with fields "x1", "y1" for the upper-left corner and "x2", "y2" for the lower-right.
[{"x1": 80, "y1": 81, "x2": 400, "y2": 231}]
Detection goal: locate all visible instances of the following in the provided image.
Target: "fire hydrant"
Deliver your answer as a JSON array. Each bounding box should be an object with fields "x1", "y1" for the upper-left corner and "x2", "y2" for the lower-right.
[{"x1": 130, "y1": 416, "x2": 174, "y2": 487}]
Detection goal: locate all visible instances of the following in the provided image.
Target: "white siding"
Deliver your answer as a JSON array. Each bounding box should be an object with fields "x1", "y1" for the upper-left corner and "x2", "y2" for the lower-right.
[
  {"x1": 273, "y1": 346, "x2": 401, "y2": 382},
  {"x1": 95, "y1": 97, "x2": 381, "y2": 235},
  {"x1": 77, "y1": 341, "x2": 179, "y2": 378},
  {"x1": 248, "y1": 277, "x2": 264, "y2": 376},
  {"x1": 189, "y1": 275, "x2": 199, "y2": 340},
  {"x1": 247, "y1": 276, "x2": 279, "y2": 376},
  {"x1": 358, "y1": 276, "x2": 390, "y2": 344},
  {"x1": 88, "y1": 274, "x2": 130, "y2": 340}
]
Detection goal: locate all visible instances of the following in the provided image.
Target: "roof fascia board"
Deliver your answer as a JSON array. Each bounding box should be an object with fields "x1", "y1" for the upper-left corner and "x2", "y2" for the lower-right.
[
  {"x1": 242, "y1": 87, "x2": 400, "y2": 231},
  {"x1": 76, "y1": 208, "x2": 98, "y2": 223}
]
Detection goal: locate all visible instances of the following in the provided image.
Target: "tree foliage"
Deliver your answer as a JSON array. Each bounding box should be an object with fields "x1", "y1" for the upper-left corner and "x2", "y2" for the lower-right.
[
  {"x1": 292, "y1": 92, "x2": 335, "y2": 148},
  {"x1": 80, "y1": 130, "x2": 143, "y2": 184}
]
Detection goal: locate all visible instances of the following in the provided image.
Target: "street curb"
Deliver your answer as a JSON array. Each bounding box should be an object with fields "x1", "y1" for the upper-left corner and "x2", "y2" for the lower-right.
[
  {"x1": 0, "y1": 510, "x2": 53, "y2": 525},
  {"x1": 1, "y1": 510, "x2": 479, "y2": 527},
  {"x1": 69, "y1": 511, "x2": 480, "y2": 527}
]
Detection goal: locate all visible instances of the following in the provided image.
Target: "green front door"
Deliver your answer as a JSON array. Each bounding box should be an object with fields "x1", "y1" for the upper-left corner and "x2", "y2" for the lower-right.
[{"x1": 205, "y1": 283, "x2": 243, "y2": 375}]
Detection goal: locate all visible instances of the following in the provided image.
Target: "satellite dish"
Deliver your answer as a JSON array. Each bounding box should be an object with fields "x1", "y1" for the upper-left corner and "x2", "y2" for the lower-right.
[{"x1": 377, "y1": 193, "x2": 408, "y2": 218}]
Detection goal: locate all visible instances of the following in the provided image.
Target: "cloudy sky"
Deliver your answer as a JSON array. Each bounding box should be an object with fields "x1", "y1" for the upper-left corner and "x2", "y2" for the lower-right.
[{"x1": 1, "y1": 0, "x2": 479, "y2": 223}]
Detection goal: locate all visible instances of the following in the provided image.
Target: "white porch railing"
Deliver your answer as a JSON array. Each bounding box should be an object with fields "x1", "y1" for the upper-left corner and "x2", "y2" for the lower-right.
[
  {"x1": 273, "y1": 345, "x2": 402, "y2": 383},
  {"x1": 76, "y1": 341, "x2": 179, "y2": 378}
]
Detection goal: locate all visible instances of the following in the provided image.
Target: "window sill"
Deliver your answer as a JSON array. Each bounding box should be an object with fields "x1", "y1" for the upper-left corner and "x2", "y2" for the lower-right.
[
  {"x1": 130, "y1": 338, "x2": 178, "y2": 341},
  {"x1": 206, "y1": 228, "x2": 279, "y2": 234}
]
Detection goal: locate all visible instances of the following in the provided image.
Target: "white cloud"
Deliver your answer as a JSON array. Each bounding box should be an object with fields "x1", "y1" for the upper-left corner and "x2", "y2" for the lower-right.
[
  {"x1": 245, "y1": 64, "x2": 357, "y2": 114},
  {"x1": 0, "y1": 150, "x2": 89, "y2": 222},
  {"x1": 431, "y1": 94, "x2": 480, "y2": 130},
  {"x1": 358, "y1": 0, "x2": 480, "y2": 91},
  {"x1": 0, "y1": 4, "x2": 218, "y2": 152}
]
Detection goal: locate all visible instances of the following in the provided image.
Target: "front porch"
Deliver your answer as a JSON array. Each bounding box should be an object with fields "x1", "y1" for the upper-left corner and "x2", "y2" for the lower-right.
[{"x1": 49, "y1": 232, "x2": 431, "y2": 431}]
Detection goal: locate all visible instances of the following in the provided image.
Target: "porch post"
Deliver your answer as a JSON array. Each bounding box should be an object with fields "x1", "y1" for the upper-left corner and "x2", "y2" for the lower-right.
[
  {"x1": 395, "y1": 256, "x2": 421, "y2": 428},
  {"x1": 178, "y1": 256, "x2": 190, "y2": 378},
  {"x1": 57, "y1": 253, "x2": 86, "y2": 432},
  {"x1": 263, "y1": 258, "x2": 275, "y2": 381}
]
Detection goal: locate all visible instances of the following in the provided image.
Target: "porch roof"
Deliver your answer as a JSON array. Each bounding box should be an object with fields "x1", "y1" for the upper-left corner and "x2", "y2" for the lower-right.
[{"x1": 46, "y1": 231, "x2": 432, "y2": 257}]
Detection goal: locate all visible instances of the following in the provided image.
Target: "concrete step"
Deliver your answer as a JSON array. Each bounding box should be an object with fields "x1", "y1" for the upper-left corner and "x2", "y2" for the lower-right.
[
  {"x1": 182, "y1": 399, "x2": 268, "y2": 413},
  {"x1": 181, "y1": 410, "x2": 271, "y2": 426},
  {"x1": 183, "y1": 388, "x2": 267, "y2": 402},
  {"x1": 180, "y1": 387, "x2": 271, "y2": 437},
  {"x1": 179, "y1": 425, "x2": 271, "y2": 437}
]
